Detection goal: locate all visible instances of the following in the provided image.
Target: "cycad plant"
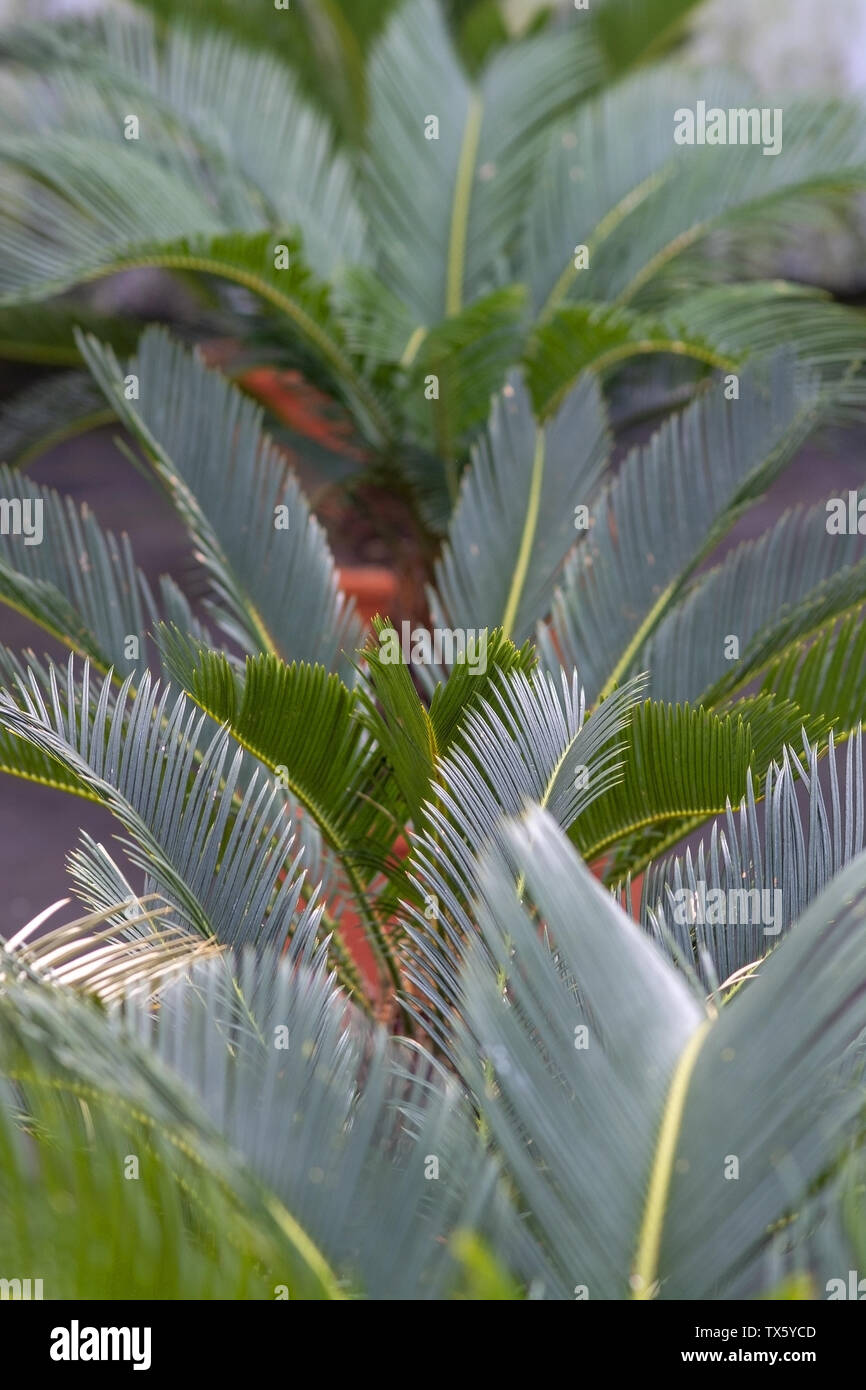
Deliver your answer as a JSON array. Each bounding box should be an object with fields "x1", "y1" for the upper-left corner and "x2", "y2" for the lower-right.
[
  {"x1": 2, "y1": 0, "x2": 866, "y2": 521},
  {"x1": 0, "y1": 0, "x2": 866, "y2": 1299}
]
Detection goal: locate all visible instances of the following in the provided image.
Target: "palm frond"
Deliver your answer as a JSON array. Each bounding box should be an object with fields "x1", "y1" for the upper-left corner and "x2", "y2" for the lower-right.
[
  {"x1": 0, "y1": 966, "x2": 345, "y2": 1298},
  {"x1": 454, "y1": 806, "x2": 866, "y2": 1298},
  {"x1": 758, "y1": 608, "x2": 866, "y2": 734},
  {"x1": 525, "y1": 67, "x2": 866, "y2": 317},
  {"x1": 118, "y1": 942, "x2": 533, "y2": 1298},
  {"x1": 589, "y1": 0, "x2": 706, "y2": 75},
  {"x1": 401, "y1": 666, "x2": 641, "y2": 1043},
  {"x1": 79, "y1": 326, "x2": 364, "y2": 680},
  {"x1": 702, "y1": 560, "x2": 866, "y2": 714},
  {"x1": 657, "y1": 283, "x2": 866, "y2": 418},
  {"x1": 525, "y1": 283, "x2": 866, "y2": 419},
  {"x1": 728, "y1": 1144, "x2": 866, "y2": 1299},
  {"x1": 404, "y1": 285, "x2": 529, "y2": 499},
  {"x1": 359, "y1": 621, "x2": 536, "y2": 828},
  {"x1": 430, "y1": 370, "x2": 609, "y2": 643},
  {"x1": 0, "y1": 895, "x2": 218, "y2": 1004},
  {"x1": 1, "y1": 924, "x2": 535, "y2": 1297},
  {"x1": 154, "y1": 631, "x2": 405, "y2": 986},
  {"x1": 0, "y1": 656, "x2": 315, "y2": 952},
  {"x1": 101, "y1": 0, "x2": 399, "y2": 142},
  {"x1": 363, "y1": 0, "x2": 602, "y2": 327},
  {"x1": 643, "y1": 500, "x2": 866, "y2": 707},
  {"x1": 571, "y1": 695, "x2": 828, "y2": 875},
  {"x1": 546, "y1": 352, "x2": 823, "y2": 704},
  {"x1": 0, "y1": 462, "x2": 159, "y2": 669},
  {"x1": 0, "y1": 302, "x2": 141, "y2": 366},
  {"x1": 0, "y1": 372, "x2": 114, "y2": 468},
  {"x1": 632, "y1": 727, "x2": 866, "y2": 988},
  {"x1": 525, "y1": 299, "x2": 733, "y2": 418},
  {"x1": 156, "y1": 633, "x2": 394, "y2": 874},
  {"x1": 1, "y1": 13, "x2": 368, "y2": 276}
]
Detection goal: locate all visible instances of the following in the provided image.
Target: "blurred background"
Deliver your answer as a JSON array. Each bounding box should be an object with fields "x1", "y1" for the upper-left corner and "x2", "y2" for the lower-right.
[
  {"x1": 6, "y1": 0, "x2": 866, "y2": 92},
  {"x1": 1, "y1": 0, "x2": 865, "y2": 933}
]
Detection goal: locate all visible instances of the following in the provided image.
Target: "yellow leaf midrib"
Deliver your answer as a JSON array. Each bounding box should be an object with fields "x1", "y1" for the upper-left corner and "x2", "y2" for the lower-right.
[
  {"x1": 631, "y1": 1018, "x2": 713, "y2": 1299},
  {"x1": 446, "y1": 92, "x2": 484, "y2": 318}
]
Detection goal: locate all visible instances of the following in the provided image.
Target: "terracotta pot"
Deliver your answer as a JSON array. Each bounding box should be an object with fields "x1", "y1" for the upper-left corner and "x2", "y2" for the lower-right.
[
  {"x1": 337, "y1": 566, "x2": 399, "y2": 624},
  {"x1": 238, "y1": 366, "x2": 366, "y2": 460}
]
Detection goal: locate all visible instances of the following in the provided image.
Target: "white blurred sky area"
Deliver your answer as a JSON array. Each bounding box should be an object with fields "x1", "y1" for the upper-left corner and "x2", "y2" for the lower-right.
[{"x1": 1, "y1": 0, "x2": 866, "y2": 94}]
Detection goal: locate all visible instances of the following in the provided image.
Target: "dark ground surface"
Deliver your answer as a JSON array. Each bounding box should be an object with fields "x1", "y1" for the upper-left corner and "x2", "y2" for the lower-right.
[{"x1": 0, "y1": 406, "x2": 863, "y2": 936}]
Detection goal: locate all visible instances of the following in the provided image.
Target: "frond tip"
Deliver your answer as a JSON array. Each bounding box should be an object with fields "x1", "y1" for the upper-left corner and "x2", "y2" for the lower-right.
[{"x1": 0, "y1": 896, "x2": 221, "y2": 1004}]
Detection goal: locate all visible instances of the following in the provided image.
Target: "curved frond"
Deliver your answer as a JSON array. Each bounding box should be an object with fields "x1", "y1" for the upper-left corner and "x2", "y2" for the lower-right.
[
  {"x1": 0, "y1": 657, "x2": 313, "y2": 951},
  {"x1": 2, "y1": 13, "x2": 368, "y2": 276},
  {"x1": 0, "y1": 932, "x2": 534, "y2": 1297},
  {"x1": 546, "y1": 352, "x2": 823, "y2": 704},
  {"x1": 0, "y1": 895, "x2": 218, "y2": 1004},
  {"x1": 154, "y1": 632, "x2": 405, "y2": 986},
  {"x1": 571, "y1": 695, "x2": 828, "y2": 874},
  {"x1": 0, "y1": 968, "x2": 345, "y2": 1299},
  {"x1": 643, "y1": 500, "x2": 866, "y2": 707},
  {"x1": 359, "y1": 621, "x2": 536, "y2": 828},
  {"x1": 525, "y1": 282, "x2": 866, "y2": 419},
  {"x1": 0, "y1": 302, "x2": 141, "y2": 367},
  {"x1": 79, "y1": 326, "x2": 364, "y2": 680},
  {"x1": 526, "y1": 67, "x2": 866, "y2": 316},
  {"x1": 0, "y1": 462, "x2": 159, "y2": 669},
  {"x1": 632, "y1": 728, "x2": 866, "y2": 987},
  {"x1": 0, "y1": 372, "x2": 114, "y2": 468},
  {"x1": 758, "y1": 607, "x2": 866, "y2": 733}
]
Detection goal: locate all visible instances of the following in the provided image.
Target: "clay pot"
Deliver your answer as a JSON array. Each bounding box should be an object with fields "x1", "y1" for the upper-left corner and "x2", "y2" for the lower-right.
[{"x1": 336, "y1": 566, "x2": 399, "y2": 625}]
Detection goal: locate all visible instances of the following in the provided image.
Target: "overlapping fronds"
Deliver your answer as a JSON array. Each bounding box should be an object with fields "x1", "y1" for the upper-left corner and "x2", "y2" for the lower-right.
[
  {"x1": 571, "y1": 695, "x2": 828, "y2": 874},
  {"x1": 546, "y1": 353, "x2": 823, "y2": 704},
  {"x1": 631, "y1": 728, "x2": 866, "y2": 988},
  {"x1": 0, "y1": 657, "x2": 315, "y2": 951},
  {"x1": 401, "y1": 666, "x2": 641, "y2": 1044},
  {"x1": 451, "y1": 808, "x2": 866, "y2": 1298}
]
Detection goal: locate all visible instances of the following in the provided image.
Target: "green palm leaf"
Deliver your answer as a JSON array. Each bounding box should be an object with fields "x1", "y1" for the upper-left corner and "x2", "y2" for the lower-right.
[
  {"x1": 363, "y1": 0, "x2": 602, "y2": 327},
  {"x1": 546, "y1": 352, "x2": 823, "y2": 704},
  {"x1": 525, "y1": 283, "x2": 866, "y2": 419},
  {"x1": 154, "y1": 632, "x2": 404, "y2": 986},
  {"x1": 430, "y1": 370, "x2": 609, "y2": 643},
  {"x1": 758, "y1": 608, "x2": 866, "y2": 733},
  {"x1": 571, "y1": 696, "x2": 827, "y2": 873},
  {"x1": 634, "y1": 727, "x2": 866, "y2": 988},
  {"x1": 360, "y1": 622, "x2": 537, "y2": 827},
  {"x1": 455, "y1": 807, "x2": 866, "y2": 1298},
  {"x1": 79, "y1": 326, "x2": 365, "y2": 680},
  {"x1": 589, "y1": 0, "x2": 706, "y2": 75},
  {"x1": 402, "y1": 666, "x2": 641, "y2": 1042},
  {"x1": 403, "y1": 284, "x2": 529, "y2": 503},
  {"x1": 0, "y1": 302, "x2": 141, "y2": 367},
  {"x1": 0, "y1": 657, "x2": 314, "y2": 952},
  {"x1": 0, "y1": 463, "x2": 159, "y2": 669}
]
